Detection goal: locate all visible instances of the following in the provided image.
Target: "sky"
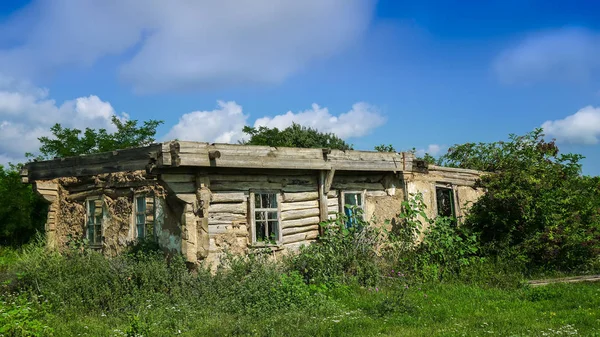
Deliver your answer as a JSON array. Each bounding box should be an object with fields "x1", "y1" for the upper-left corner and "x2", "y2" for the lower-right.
[{"x1": 0, "y1": 0, "x2": 599, "y2": 175}]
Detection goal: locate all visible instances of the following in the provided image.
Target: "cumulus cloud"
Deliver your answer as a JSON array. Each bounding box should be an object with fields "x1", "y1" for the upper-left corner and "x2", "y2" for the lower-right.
[
  {"x1": 165, "y1": 101, "x2": 386, "y2": 144},
  {"x1": 164, "y1": 101, "x2": 248, "y2": 143},
  {"x1": 416, "y1": 144, "x2": 445, "y2": 157},
  {"x1": 254, "y1": 102, "x2": 385, "y2": 139},
  {"x1": 0, "y1": 75, "x2": 126, "y2": 165},
  {"x1": 494, "y1": 27, "x2": 600, "y2": 84},
  {"x1": 542, "y1": 106, "x2": 600, "y2": 144},
  {"x1": 0, "y1": 0, "x2": 375, "y2": 93}
]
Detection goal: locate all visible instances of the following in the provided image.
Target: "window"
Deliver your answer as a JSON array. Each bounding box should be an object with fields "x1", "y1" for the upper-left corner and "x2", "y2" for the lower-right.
[
  {"x1": 435, "y1": 186, "x2": 456, "y2": 224},
  {"x1": 343, "y1": 192, "x2": 364, "y2": 228},
  {"x1": 252, "y1": 192, "x2": 280, "y2": 244},
  {"x1": 86, "y1": 198, "x2": 103, "y2": 246},
  {"x1": 134, "y1": 194, "x2": 156, "y2": 240}
]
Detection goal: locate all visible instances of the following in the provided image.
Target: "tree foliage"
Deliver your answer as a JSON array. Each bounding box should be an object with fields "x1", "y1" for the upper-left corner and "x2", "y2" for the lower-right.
[
  {"x1": 441, "y1": 129, "x2": 600, "y2": 271},
  {"x1": 0, "y1": 165, "x2": 47, "y2": 246},
  {"x1": 36, "y1": 116, "x2": 163, "y2": 159},
  {"x1": 242, "y1": 123, "x2": 352, "y2": 150},
  {"x1": 374, "y1": 144, "x2": 396, "y2": 152}
]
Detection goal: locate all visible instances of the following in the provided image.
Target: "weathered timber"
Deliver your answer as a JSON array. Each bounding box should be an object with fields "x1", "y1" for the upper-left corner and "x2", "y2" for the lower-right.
[
  {"x1": 366, "y1": 190, "x2": 388, "y2": 197},
  {"x1": 282, "y1": 224, "x2": 319, "y2": 236},
  {"x1": 163, "y1": 182, "x2": 196, "y2": 193},
  {"x1": 281, "y1": 216, "x2": 320, "y2": 229},
  {"x1": 160, "y1": 174, "x2": 195, "y2": 182},
  {"x1": 280, "y1": 199, "x2": 319, "y2": 211},
  {"x1": 283, "y1": 191, "x2": 319, "y2": 202},
  {"x1": 331, "y1": 182, "x2": 384, "y2": 191},
  {"x1": 211, "y1": 192, "x2": 247, "y2": 203},
  {"x1": 210, "y1": 181, "x2": 314, "y2": 192},
  {"x1": 283, "y1": 231, "x2": 319, "y2": 244},
  {"x1": 209, "y1": 202, "x2": 247, "y2": 214},
  {"x1": 25, "y1": 145, "x2": 161, "y2": 180},
  {"x1": 280, "y1": 208, "x2": 320, "y2": 221}
]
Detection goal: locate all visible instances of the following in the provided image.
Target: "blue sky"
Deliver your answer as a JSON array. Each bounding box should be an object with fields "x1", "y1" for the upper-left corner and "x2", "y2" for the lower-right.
[{"x1": 0, "y1": 0, "x2": 599, "y2": 175}]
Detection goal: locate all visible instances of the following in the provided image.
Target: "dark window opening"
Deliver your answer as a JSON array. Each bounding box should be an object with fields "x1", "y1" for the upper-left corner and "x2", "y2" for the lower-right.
[
  {"x1": 436, "y1": 186, "x2": 456, "y2": 225},
  {"x1": 254, "y1": 193, "x2": 279, "y2": 243}
]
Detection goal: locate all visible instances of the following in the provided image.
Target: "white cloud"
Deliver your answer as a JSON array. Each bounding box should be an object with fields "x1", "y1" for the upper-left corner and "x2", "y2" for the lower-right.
[
  {"x1": 165, "y1": 101, "x2": 386, "y2": 144},
  {"x1": 254, "y1": 102, "x2": 385, "y2": 139},
  {"x1": 494, "y1": 27, "x2": 600, "y2": 84},
  {"x1": 542, "y1": 106, "x2": 600, "y2": 144},
  {"x1": 416, "y1": 144, "x2": 445, "y2": 157},
  {"x1": 0, "y1": 75, "x2": 126, "y2": 165},
  {"x1": 164, "y1": 101, "x2": 248, "y2": 143},
  {"x1": 0, "y1": 1, "x2": 375, "y2": 93}
]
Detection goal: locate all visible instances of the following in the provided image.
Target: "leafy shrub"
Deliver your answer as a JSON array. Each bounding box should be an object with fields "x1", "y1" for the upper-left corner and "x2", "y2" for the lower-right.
[
  {"x1": 0, "y1": 293, "x2": 53, "y2": 337},
  {"x1": 288, "y1": 207, "x2": 382, "y2": 286}
]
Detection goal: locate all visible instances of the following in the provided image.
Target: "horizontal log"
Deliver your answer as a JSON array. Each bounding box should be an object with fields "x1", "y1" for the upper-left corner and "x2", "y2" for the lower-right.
[
  {"x1": 208, "y1": 224, "x2": 248, "y2": 235},
  {"x1": 211, "y1": 192, "x2": 247, "y2": 203},
  {"x1": 209, "y1": 174, "x2": 316, "y2": 184},
  {"x1": 283, "y1": 191, "x2": 319, "y2": 202},
  {"x1": 160, "y1": 174, "x2": 195, "y2": 183},
  {"x1": 283, "y1": 231, "x2": 319, "y2": 244},
  {"x1": 283, "y1": 241, "x2": 313, "y2": 251},
  {"x1": 282, "y1": 224, "x2": 319, "y2": 236},
  {"x1": 210, "y1": 202, "x2": 247, "y2": 214},
  {"x1": 210, "y1": 181, "x2": 315, "y2": 192},
  {"x1": 281, "y1": 208, "x2": 320, "y2": 221},
  {"x1": 281, "y1": 216, "x2": 320, "y2": 229},
  {"x1": 331, "y1": 174, "x2": 384, "y2": 183},
  {"x1": 327, "y1": 190, "x2": 338, "y2": 198},
  {"x1": 366, "y1": 190, "x2": 388, "y2": 197},
  {"x1": 281, "y1": 199, "x2": 319, "y2": 211},
  {"x1": 327, "y1": 198, "x2": 339, "y2": 207},
  {"x1": 208, "y1": 213, "x2": 247, "y2": 222},
  {"x1": 328, "y1": 206, "x2": 338, "y2": 214},
  {"x1": 331, "y1": 182, "x2": 384, "y2": 191},
  {"x1": 163, "y1": 182, "x2": 196, "y2": 193}
]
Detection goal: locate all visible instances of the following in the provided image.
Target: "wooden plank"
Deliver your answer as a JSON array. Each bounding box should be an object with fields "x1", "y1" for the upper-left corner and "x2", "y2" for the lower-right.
[
  {"x1": 318, "y1": 170, "x2": 328, "y2": 223},
  {"x1": 210, "y1": 181, "x2": 315, "y2": 192},
  {"x1": 160, "y1": 174, "x2": 195, "y2": 182},
  {"x1": 282, "y1": 224, "x2": 319, "y2": 236},
  {"x1": 366, "y1": 190, "x2": 388, "y2": 197},
  {"x1": 330, "y1": 182, "x2": 384, "y2": 191},
  {"x1": 328, "y1": 198, "x2": 339, "y2": 207},
  {"x1": 164, "y1": 182, "x2": 196, "y2": 193},
  {"x1": 283, "y1": 231, "x2": 319, "y2": 244},
  {"x1": 281, "y1": 216, "x2": 320, "y2": 229},
  {"x1": 283, "y1": 191, "x2": 319, "y2": 202},
  {"x1": 210, "y1": 202, "x2": 247, "y2": 214},
  {"x1": 211, "y1": 192, "x2": 247, "y2": 203},
  {"x1": 209, "y1": 174, "x2": 316, "y2": 183},
  {"x1": 208, "y1": 213, "x2": 247, "y2": 223},
  {"x1": 280, "y1": 199, "x2": 319, "y2": 211},
  {"x1": 324, "y1": 169, "x2": 335, "y2": 194},
  {"x1": 280, "y1": 208, "x2": 320, "y2": 221}
]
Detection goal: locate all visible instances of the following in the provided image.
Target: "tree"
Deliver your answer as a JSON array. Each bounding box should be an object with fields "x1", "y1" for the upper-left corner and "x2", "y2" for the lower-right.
[
  {"x1": 374, "y1": 144, "x2": 395, "y2": 152},
  {"x1": 36, "y1": 116, "x2": 163, "y2": 159},
  {"x1": 441, "y1": 129, "x2": 600, "y2": 270},
  {"x1": 0, "y1": 164, "x2": 47, "y2": 246},
  {"x1": 242, "y1": 123, "x2": 352, "y2": 150}
]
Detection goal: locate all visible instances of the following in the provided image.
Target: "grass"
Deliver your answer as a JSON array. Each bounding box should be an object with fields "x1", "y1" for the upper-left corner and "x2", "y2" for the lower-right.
[{"x1": 2, "y1": 280, "x2": 599, "y2": 336}]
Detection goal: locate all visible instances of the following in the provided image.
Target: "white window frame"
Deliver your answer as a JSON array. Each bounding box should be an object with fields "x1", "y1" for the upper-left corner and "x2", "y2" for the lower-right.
[
  {"x1": 249, "y1": 191, "x2": 282, "y2": 245},
  {"x1": 133, "y1": 193, "x2": 156, "y2": 241},
  {"x1": 85, "y1": 196, "x2": 104, "y2": 247}
]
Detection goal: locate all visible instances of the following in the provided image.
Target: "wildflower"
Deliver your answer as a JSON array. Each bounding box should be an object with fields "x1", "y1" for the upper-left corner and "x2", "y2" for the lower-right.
[
  {"x1": 375, "y1": 287, "x2": 379, "y2": 292},
  {"x1": 424, "y1": 293, "x2": 428, "y2": 298}
]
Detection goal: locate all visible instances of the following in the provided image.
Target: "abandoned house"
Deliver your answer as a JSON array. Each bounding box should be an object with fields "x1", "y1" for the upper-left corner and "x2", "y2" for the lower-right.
[{"x1": 21, "y1": 142, "x2": 484, "y2": 265}]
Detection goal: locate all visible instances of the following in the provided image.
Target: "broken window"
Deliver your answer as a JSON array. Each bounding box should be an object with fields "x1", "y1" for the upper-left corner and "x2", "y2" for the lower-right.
[
  {"x1": 436, "y1": 186, "x2": 456, "y2": 224},
  {"x1": 134, "y1": 194, "x2": 156, "y2": 240},
  {"x1": 252, "y1": 192, "x2": 280, "y2": 244},
  {"x1": 343, "y1": 192, "x2": 364, "y2": 228},
  {"x1": 86, "y1": 198, "x2": 104, "y2": 247}
]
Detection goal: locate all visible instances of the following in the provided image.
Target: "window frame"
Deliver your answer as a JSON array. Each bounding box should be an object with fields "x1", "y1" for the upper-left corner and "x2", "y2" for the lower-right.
[
  {"x1": 133, "y1": 193, "x2": 156, "y2": 241},
  {"x1": 340, "y1": 190, "x2": 366, "y2": 228},
  {"x1": 85, "y1": 196, "x2": 104, "y2": 248},
  {"x1": 249, "y1": 191, "x2": 282, "y2": 246},
  {"x1": 435, "y1": 183, "x2": 458, "y2": 224}
]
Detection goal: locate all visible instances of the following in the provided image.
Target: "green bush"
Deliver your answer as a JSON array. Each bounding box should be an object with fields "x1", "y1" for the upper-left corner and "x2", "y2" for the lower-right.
[{"x1": 288, "y1": 207, "x2": 382, "y2": 286}]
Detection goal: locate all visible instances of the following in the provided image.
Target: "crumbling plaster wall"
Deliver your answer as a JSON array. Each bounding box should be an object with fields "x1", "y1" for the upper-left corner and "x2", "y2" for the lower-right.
[{"x1": 38, "y1": 171, "x2": 182, "y2": 255}]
